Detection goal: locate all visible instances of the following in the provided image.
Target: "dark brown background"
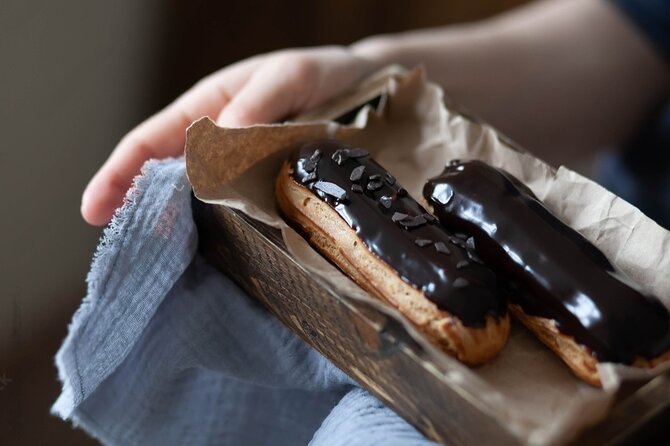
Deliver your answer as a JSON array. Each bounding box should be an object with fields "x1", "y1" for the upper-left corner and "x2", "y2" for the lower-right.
[
  {"x1": 0, "y1": 1, "x2": 527, "y2": 444},
  {"x1": 152, "y1": 0, "x2": 528, "y2": 111}
]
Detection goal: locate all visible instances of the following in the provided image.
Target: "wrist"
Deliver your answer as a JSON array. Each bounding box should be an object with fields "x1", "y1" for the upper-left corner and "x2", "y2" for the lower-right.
[{"x1": 349, "y1": 35, "x2": 399, "y2": 68}]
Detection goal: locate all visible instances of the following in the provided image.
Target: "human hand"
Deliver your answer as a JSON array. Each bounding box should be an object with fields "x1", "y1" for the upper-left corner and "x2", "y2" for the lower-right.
[{"x1": 81, "y1": 46, "x2": 379, "y2": 225}]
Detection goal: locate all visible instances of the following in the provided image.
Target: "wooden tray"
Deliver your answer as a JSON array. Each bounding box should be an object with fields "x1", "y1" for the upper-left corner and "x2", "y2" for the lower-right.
[{"x1": 193, "y1": 198, "x2": 670, "y2": 446}]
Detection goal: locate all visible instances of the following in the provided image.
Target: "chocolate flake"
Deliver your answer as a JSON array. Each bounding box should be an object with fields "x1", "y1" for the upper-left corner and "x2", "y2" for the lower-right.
[
  {"x1": 351, "y1": 184, "x2": 363, "y2": 193},
  {"x1": 303, "y1": 149, "x2": 321, "y2": 172},
  {"x1": 346, "y1": 148, "x2": 369, "y2": 158},
  {"x1": 301, "y1": 171, "x2": 317, "y2": 184},
  {"x1": 379, "y1": 195, "x2": 392, "y2": 209},
  {"x1": 391, "y1": 212, "x2": 408, "y2": 223},
  {"x1": 369, "y1": 174, "x2": 382, "y2": 181},
  {"x1": 456, "y1": 260, "x2": 469, "y2": 269},
  {"x1": 455, "y1": 233, "x2": 469, "y2": 240},
  {"x1": 453, "y1": 277, "x2": 470, "y2": 288},
  {"x1": 367, "y1": 180, "x2": 383, "y2": 192},
  {"x1": 434, "y1": 242, "x2": 451, "y2": 255},
  {"x1": 314, "y1": 180, "x2": 348, "y2": 200},
  {"x1": 399, "y1": 215, "x2": 427, "y2": 228},
  {"x1": 349, "y1": 165, "x2": 365, "y2": 182},
  {"x1": 332, "y1": 148, "x2": 368, "y2": 165},
  {"x1": 414, "y1": 238, "x2": 432, "y2": 247},
  {"x1": 448, "y1": 236, "x2": 465, "y2": 248},
  {"x1": 466, "y1": 237, "x2": 476, "y2": 252},
  {"x1": 331, "y1": 149, "x2": 349, "y2": 165},
  {"x1": 385, "y1": 173, "x2": 396, "y2": 185}
]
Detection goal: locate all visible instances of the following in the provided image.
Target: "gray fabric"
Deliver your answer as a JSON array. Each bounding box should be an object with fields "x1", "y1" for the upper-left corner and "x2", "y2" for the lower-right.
[{"x1": 52, "y1": 158, "x2": 438, "y2": 446}]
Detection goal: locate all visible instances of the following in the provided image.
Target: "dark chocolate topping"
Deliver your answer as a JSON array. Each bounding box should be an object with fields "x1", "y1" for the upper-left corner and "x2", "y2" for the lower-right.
[
  {"x1": 289, "y1": 140, "x2": 506, "y2": 326},
  {"x1": 423, "y1": 213, "x2": 436, "y2": 223},
  {"x1": 424, "y1": 160, "x2": 670, "y2": 362}
]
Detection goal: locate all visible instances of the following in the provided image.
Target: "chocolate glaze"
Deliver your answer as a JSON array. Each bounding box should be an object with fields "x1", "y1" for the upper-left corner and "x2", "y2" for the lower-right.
[
  {"x1": 424, "y1": 160, "x2": 670, "y2": 363},
  {"x1": 288, "y1": 140, "x2": 506, "y2": 327}
]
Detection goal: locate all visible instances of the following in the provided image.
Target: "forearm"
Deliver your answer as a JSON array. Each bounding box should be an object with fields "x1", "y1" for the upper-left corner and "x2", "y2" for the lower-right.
[{"x1": 352, "y1": 0, "x2": 670, "y2": 164}]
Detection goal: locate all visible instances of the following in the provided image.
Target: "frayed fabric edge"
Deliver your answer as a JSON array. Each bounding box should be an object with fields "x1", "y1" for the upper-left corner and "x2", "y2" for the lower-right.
[{"x1": 52, "y1": 158, "x2": 186, "y2": 419}]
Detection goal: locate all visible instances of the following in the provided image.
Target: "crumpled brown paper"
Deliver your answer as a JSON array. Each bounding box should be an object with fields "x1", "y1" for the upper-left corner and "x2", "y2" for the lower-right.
[{"x1": 185, "y1": 68, "x2": 670, "y2": 446}]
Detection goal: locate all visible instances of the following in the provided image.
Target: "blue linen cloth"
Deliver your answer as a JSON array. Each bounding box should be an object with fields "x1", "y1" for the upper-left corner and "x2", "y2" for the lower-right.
[{"x1": 52, "y1": 158, "x2": 437, "y2": 446}]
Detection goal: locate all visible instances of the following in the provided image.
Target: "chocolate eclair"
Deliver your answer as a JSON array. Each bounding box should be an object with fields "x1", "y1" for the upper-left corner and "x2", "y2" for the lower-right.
[
  {"x1": 424, "y1": 159, "x2": 670, "y2": 385},
  {"x1": 275, "y1": 140, "x2": 509, "y2": 365}
]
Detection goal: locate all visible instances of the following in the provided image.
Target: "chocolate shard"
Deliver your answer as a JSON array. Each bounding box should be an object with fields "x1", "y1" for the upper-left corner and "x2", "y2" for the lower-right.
[
  {"x1": 331, "y1": 149, "x2": 349, "y2": 166},
  {"x1": 301, "y1": 171, "x2": 317, "y2": 184},
  {"x1": 379, "y1": 195, "x2": 393, "y2": 209},
  {"x1": 349, "y1": 165, "x2": 365, "y2": 182},
  {"x1": 434, "y1": 241, "x2": 451, "y2": 255},
  {"x1": 453, "y1": 277, "x2": 470, "y2": 288},
  {"x1": 385, "y1": 173, "x2": 396, "y2": 185},
  {"x1": 455, "y1": 233, "x2": 469, "y2": 240},
  {"x1": 351, "y1": 184, "x2": 364, "y2": 193},
  {"x1": 367, "y1": 180, "x2": 383, "y2": 192},
  {"x1": 303, "y1": 149, "x2": 321, "y2": 172},
  {"x1": 414, "y1": 238, "x2": 432, "y2": 247},
  {"x1": 368, "y1": 174, "x2": 382, "y2": 181},
  {"x1": 399, "y1": 215, "x2": 427, "y2": 228},
  {"x1": 391, "y1": 212, "x2": 409, "y2": 223},
  {"x1": 332, "y1": 148, "x2": 368, "y2": 165},
  {"x1": 314, "y1": 180, "x2": 348, "y2": 200},
  {"x1": 448, "y1": 235, "x2": 465, "y2": 248},
  {"x1": 346, "y1": 148, "x2": 369, "y2": 158},
  {"x1": 456, "y1": 260, "x2": 469, "y2": 269},
  {"x1": 466, "y1": 236, "x2": 476, "y2": 252}
]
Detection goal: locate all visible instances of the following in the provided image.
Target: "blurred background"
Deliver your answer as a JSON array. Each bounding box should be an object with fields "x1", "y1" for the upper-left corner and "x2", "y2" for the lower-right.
[{"x1": 0, "y1": 0, "x2": 534, "y2": 444}]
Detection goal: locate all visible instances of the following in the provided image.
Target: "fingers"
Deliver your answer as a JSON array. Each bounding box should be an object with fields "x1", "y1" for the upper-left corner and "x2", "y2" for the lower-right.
[
  {"x1": 216, "y1": 48, "x2": 378, "y2": 127},
  {"x1": 82, "y1": 47, "x2": 379, "y2": 226},
  {"x1": 81, "y1": 59, "x2": 259, "y2": 225},
  {"x1": 216, "y1": 53, "x2": 319, "y2": 126}
]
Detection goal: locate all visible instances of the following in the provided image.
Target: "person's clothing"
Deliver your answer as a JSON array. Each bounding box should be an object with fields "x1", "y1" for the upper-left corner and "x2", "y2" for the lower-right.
[
  {"x1": 52, "y1": 159, "x2": 437, "y2": 446},
  {"x1": 602, "y1": 0, "x2": 670, "y2": 229},
  {"x1": 612, "y1": 0, "x2": 670, "y2": 59},
  {"x1": 598, "y1": 102, "x2": 670, "y2": 229}
]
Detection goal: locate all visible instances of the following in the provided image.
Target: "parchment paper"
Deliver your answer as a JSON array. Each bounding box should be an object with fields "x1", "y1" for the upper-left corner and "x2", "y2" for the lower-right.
[{"x1": 185, "y1": 68, "x2": 670, "y2": 446}]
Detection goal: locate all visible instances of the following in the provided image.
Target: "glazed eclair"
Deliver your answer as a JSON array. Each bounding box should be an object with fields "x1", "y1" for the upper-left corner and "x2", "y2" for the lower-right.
[
  {"x1": 276, "y1": 141, "x2": 509, "y2": 365},
  {"x1": 424, "y1": 160, "x2": 670, "y2": 385}
]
